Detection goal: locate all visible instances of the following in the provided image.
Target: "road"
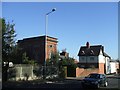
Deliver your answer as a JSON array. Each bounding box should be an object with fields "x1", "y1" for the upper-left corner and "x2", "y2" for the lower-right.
[
  {"x1": 105, "y1": 74, "x2": 120, "y2": 89},
  {"x1": 2, "y1": 74, "x2": 120, "y2": 90}
]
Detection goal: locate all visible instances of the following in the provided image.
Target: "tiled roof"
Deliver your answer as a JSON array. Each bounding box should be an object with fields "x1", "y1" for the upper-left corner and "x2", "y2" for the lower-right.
[
  {"x1": 78, "y1": 45, "x2": 110, "y2": 58},
  {"x1": 78, "y1": 45, "x2": 103, "y2": 56},
  {"x1": 103, "y1": 52, "x2": 111, "y2": 58}
]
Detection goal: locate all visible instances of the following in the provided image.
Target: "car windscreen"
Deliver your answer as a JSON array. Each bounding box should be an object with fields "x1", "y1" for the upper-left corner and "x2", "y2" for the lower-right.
[{"x1": 88, "y1": 74, "x2": 100, "y2": 79}]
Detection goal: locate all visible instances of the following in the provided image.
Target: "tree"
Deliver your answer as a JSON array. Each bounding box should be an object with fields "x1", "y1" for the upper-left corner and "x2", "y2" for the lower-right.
[
  {"x1": 46, "y1": 51, "x2": 77, "y2": 79},
  {"x1": 46, "y1": 51, "x2": 60, "y2": 66},
  {"x1": 59, "y1": 57, "x2": 77, "y2": 78},
  {"x1": 10, "y1": 45, "x2": 23, "y2": 64},
  {"x1": 2, "y1": 18, "x2": 16, "y2": 81},
  {"x1": 22, "y1": 52, "x2": 36, "y2": 65},
  {"x1": 61, "y1": 57, "x2": 77, "y2": 68},
  {"x1": 2, "y1": 18, "x2": 16, "y2": 63}
]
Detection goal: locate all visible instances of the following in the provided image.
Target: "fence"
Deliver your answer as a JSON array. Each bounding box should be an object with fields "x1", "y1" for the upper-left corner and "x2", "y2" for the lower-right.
[{"x1": 8, "y1": 64, "x2": 59, "y2": 81}]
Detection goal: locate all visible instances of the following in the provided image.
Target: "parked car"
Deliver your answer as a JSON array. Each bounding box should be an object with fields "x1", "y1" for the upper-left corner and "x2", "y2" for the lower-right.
[{"x1": 81, "y1": 73, "x2": 108, "y2": 88}]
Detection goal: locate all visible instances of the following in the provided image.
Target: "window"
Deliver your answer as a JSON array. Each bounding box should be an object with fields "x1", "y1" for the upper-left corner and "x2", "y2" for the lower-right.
[
  {"x1": 81, "y1": 57, "x2": 85, "y2": 60},
  {"x1": 90, "y1": 57, "x2": 94, "y2": 61},
  {"x1": 90, "y1": 50, "x2": 94, "y2": 55},
  {"x1": 81, "y1": 51, "x2": 85, "y2": 55},
  {"x1": 49, "y1": 45, "x2": 53, "y2": 48}
]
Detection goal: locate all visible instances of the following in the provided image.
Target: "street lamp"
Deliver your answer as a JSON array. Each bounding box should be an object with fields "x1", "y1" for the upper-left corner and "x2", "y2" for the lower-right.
[
  {"x1": 43, "y1": 8, "x2": 56, "y2": 79},
  {"x1": 45, "y1": 8, "x2": 56, "y2": 36}
]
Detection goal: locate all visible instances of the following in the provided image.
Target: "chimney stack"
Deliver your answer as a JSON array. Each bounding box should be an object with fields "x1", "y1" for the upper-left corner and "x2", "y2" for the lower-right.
[{"x1": 86, "y1": 42, "x2": 90, "y2": 48}]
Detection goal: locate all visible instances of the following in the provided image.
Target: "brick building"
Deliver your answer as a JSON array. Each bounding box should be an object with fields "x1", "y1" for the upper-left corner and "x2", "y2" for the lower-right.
[
  {"x1": 77, "y1": 42, "x2": 111, "y2": 76},
  {"x1": 17, "y1": 36, "x2": 58, "y2": 65}
]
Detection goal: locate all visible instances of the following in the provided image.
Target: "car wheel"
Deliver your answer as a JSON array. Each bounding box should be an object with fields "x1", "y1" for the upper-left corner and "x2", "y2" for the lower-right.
[{"x1": 104, "y1": 81, "x2": 108, "y2": 87}]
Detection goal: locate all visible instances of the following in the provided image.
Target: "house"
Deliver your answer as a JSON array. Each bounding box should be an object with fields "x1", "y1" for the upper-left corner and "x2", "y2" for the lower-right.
[
  {"x1": 110, "y1": 60, "x2": 119, "y2": 74},
  {"x1": 17, "y1": 35, "x2": 58, "y2": 65},
  {"x1": 77, "y1": 42, "x2": 111, "y2": 75},
  {"x1": 60, "y1": 49, "x2": 69, "y2": 59}
]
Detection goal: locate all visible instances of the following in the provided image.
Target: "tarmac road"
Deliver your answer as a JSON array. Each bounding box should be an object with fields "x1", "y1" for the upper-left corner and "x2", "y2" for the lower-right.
[
  {"x1": 104, "y1": 74, "x2": 120, "y2": 89},
  {"x1": 2, "y1": 74, "x2": 120, "y2": 90}
]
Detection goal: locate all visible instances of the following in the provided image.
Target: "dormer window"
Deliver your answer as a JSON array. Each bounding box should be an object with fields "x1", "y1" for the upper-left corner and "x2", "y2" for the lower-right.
[
  {"x1": 90, "y1": 50, "x2": 94, "y2": 55},
  {"x1": 81, "y1": 50, "x2": 85, "y2": 54}
]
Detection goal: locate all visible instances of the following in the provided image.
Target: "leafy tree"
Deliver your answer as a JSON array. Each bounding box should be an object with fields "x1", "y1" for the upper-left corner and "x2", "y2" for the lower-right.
[
  {"x1": 46, "y1": 51, "x2": 77, "y2": 79},
  {"x1": 22, "y1": 52, "x2": 36, "y2": 65},
  {"x1": 59, "y1": 57, "x2": 77, "y2": 78},
  {"x1": 46, "y1": 51, "x2": 60, "y2": 66},
  {"x1": 61, "y1": 57, "x2": 77, "y2": 68},
  {"x1": 2, "y1": 18, "x2": 16, "y2": 63},
  {"x1": 22, "y1": 52, "x2": 29, "y2": 64},
  {"x1": 2, "y1": 18, "x2": 16, "y2": 81},
  {"x1": 9, "y1": 45, "x2": 23, "y2": 64}
]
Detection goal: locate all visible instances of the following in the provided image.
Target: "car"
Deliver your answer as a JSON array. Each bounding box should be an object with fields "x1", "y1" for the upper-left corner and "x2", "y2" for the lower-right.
[{"x1": 81, "y1": 73, "x2": 108, "y2": 89}]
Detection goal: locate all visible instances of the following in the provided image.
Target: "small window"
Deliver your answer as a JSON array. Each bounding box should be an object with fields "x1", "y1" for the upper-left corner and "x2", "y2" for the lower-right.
[
  {"x1": 90, "y1": 57, "x2": 94, "y2": 61},
  {"x1": 81, "y1": 51, "x2": 85, "y2": 54},
  {"x1": 90, "y1": 50, "x2": 94, "y2": 55},
  {"x1": 81, "y1": 57, "x2": 85, "y2": 60},
  {"x1": 49, "y1": 45, "x2": 53, "y2": 48}
]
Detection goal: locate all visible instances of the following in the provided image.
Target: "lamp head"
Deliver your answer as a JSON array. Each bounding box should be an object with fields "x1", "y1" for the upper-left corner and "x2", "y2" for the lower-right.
[{"x1": 52, "y1": 8, "x2": 56, "y2": 12}]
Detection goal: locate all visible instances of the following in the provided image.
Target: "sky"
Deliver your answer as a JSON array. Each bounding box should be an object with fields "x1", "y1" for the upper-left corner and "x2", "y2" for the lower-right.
[
  {"x1": 2, "y1": 2, "x2": 118, "y2": 60},
  {"x1": 1, "y1": 0, "x2": 120, "y2": 2}
]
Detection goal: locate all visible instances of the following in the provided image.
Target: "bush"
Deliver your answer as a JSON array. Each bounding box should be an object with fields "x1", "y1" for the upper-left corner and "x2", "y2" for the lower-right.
[{"x1": 8, "y1": 67, "x2": 16, "y2": 79}]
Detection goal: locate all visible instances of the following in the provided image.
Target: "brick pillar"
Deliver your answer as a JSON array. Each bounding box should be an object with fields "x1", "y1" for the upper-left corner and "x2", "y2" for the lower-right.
[{"x1": 99, "y1": 63, "x2": 105, "y2": 74}]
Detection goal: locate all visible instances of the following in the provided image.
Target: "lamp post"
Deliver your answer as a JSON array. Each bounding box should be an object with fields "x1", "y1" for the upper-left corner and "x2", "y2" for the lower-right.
[{"x1": 43, "y1": 8, "x2": 56, "y2": 79}]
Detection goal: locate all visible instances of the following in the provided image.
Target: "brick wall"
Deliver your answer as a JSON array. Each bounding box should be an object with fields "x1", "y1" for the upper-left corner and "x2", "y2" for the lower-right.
[
  {"x1": 76, "y1": 68, "x2": 99, "y2": 77},
  {"x1": 46, "y1": 38, "x2": 57, "y2": 60},
  {"x1": 18, "y1": 36, "x2": 58, "y2": 65},
  {"x1": 76, "y1": 68, "x2": 84, "y2": 77}
]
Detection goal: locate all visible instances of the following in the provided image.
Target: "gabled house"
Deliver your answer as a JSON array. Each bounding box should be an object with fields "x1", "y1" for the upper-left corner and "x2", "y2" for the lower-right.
[
  {"x1": 110, "y1": 60, "x2": 119, "y2": 74},
  {"x1": 77, "y1": 42, "x2": 111, "y2": 74}
]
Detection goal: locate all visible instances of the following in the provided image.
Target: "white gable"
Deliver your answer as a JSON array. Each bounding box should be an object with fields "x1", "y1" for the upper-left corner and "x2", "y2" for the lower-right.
[{"x1": 98, "y1": 49, "x2": 105, "y2": 63}]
